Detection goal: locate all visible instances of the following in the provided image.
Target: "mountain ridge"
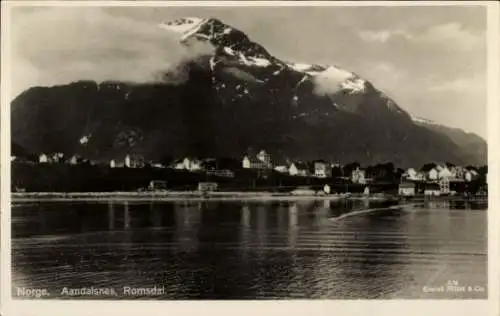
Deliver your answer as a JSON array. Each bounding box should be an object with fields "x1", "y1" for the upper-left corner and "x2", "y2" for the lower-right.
[{"x1": 10, "y1": 17, "x2": 487, "y2": 168}]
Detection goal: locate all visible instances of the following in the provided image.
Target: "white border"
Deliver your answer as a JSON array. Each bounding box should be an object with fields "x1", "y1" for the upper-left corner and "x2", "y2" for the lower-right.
[{"x1": 1, "y1": 2, "x2": 499, "y2": 316}]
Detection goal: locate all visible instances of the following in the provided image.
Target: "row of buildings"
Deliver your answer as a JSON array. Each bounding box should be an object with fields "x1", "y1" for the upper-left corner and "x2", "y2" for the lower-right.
[{"x1": 25, "y1": 150, "x2": 487, "y2": 196}]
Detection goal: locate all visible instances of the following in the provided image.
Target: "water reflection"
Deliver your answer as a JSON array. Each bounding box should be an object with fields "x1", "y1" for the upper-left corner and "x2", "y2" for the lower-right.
[{"x1": 11, "y1": 199, "x2": 487, "y2": 299}]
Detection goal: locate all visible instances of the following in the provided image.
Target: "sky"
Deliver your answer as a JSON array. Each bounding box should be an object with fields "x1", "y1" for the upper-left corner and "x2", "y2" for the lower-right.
[{"x1": 10, "y1": 5, "x2": 488, "y2": 137}]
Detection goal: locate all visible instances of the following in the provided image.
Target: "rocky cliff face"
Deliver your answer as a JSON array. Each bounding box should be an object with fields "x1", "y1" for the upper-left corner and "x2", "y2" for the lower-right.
[{"x1": 11, "y1": 17, "x2": 486, "y2": 168}]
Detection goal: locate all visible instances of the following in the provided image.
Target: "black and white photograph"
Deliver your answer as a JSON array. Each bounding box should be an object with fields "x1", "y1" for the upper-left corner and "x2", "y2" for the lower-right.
[{"x1": 1, "y1": 1, "x2": 498, "y2": 312}]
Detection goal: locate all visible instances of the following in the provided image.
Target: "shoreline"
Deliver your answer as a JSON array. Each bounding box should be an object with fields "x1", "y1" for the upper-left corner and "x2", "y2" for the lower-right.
[
  {"x1": 10, "y1": 191, "x2": 380, "y2": 202},
  {"x1": 10, "y1": 191, "x2": 487, "y2": 203}
]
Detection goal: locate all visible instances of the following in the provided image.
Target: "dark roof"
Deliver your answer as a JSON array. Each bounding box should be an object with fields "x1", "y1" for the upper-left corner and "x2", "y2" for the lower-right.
[
  {"x1": 399, "y1": 182, "x2": 416, "y2": 188},
  {"x1": 293, "y1": 162, "x2": 310, "y2": 170},
  {"x1": 313, "y1": 160, "x2": 328, "y2": 164}
]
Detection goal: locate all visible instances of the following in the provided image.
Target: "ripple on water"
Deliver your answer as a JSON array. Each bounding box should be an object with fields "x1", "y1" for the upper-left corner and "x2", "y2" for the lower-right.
[{"x1": 11, "y1": 200, "x2": 487, "y2": 299}]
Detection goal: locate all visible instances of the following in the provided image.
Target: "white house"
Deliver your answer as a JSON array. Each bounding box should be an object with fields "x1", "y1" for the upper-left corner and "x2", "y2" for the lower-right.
[
  {"x1": 256, "y1": 150, "x2": 272, "y2": 165},
  {"x1": 314, "y1": 161, "x2": 332, "y2": 178},
  {"x1": 323, "y1": 184, "x2": 331, "y2": 195},
  {"x1": 174, "y1": 157, "x2": 203, "y2": 171},
  {"x1": 110, "y1": 157, "x2": 127, "y2": 168},
  {"x1": 187, "y1": 158, "x2": 202, "y2": 171},
  {"x1": 363, "y1": 186, "x2": 370, "y2": 195},
  {"x1": 404, "y1": 168, "x2": 425, "y2": 181},
  {"x1": 289, "y1": 162, "x2": 310, "y2": 177},
  {"x1": 351, "y1": 167, "x2": 367, "y2": 184},
  {"x1": 69, "y1": 155, "x2": 78, "y2": 165},
  {"x1": 438, "y1": 166, "x2": 453, "y2": 180},
  {"x1": 125, "y1": 155, "x2": 131, "y2": 168},
  {"x1": 39, "y1": 153, "x2": 48, "y2": 163},
  {"x1": 428, "y1": 168, "x2": 438, "y2": 181},
  {"x1": 242, "y1": 151, "x2": 272, "y2": 170},
  {"x1": 404, "y1": 168, "x2": 418, "y2": 180},
  {"x1": 464, "y1": 169, "x2": 479, "y2": 182}
]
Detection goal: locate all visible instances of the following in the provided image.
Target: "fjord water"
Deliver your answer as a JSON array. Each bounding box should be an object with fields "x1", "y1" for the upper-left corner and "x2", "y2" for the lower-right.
[{"x1": 11, "y1": 199, "x2": 487, "y2": 299}]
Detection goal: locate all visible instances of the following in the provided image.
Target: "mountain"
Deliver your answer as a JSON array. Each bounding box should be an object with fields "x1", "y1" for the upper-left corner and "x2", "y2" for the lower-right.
[
  {"x1": 11, "y1": 17, "x2": 487, "y2": 168},
  {"x1": 410, "y1": 116, "x2": 487, "y2": 165}
]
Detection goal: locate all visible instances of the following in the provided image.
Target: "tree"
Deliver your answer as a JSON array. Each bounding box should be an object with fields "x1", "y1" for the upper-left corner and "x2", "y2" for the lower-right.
[
  {"x1": 421, "y1": 163, "x2": 437, "y2": 172},
  {"x1": 343, "y1": 162, "x2": 360, "y2": 177},
  {"x1": 331, "y1": 166, "x2": 343, "y2": 178}
]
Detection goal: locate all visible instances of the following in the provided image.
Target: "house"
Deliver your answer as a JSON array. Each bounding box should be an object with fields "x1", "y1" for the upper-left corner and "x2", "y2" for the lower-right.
[
  {"x1": 438, "y1": 166, "x2": 453, "y2": 180},
  {"x1": 110, "y1": 159, "x2": 126, "y2": 168},
  {"x1": 39, "y1": 153, "x2": 49, "y2": 163},
  {"x1": 464, "y1": 168, "x2": 479, "y2": 182},
  {"x1": 124, "y1": 154, "x2": 145, "y2": 168},
  {"x1": 439, "y1": 178, "x2": 451, "y2": 195},
  {"x1": 403, "y1": 168, "x2": 417, "y2": 180},
  {"x1": 242, "y1": 155, "x2": 272, "y2": 170},
  {"x1": 351, "y1": 167, "x2": 367, "y2": 184},
  {"x1": 174, "y1": 157, "x2": 203, "y2": 171},
  {"x1": 428, "y1": 168, "x2": 438, "y2": 181},
  {"x1": 110, "y1": 155, "x2": 141, "y2": 168},
  {"x1": 314, "y1": 161, "x2": 332, "y2": 178},
  {"x1": 148, "y1": 180, "x2": 168, "y2": 191},
  {"x1": 289, "y1": 162, "x2": 310, "y2": 177},
  {"x1": 363, "y1": 186, "x2": 370, "y2": 196},
  {"x1": 403, "y1": 168, "x2": 425, "y2": 181},
  {"x1": 201, "y1": 159, "x2": 217, "y2": 171},
  {"x1": 256, "y1": 150, "x2": 272, "y2": 165},
  {"x1": 323, "y1": 184, "x2": 331, "y2": 194},
  {"x1": 274, "y1": 165, "x2": 289, "y2": 173},
  {"x1": 398, "y1": 182, "x2": 416, "y2": 196},
  {"x1": 197, "y1": 182, "x2": 218, "y2": 192},
  {"x1": 242, "y1": 149, "x2": 273, "y2": 170},
  {"x1": 451, "y1": 166, "x2": 466, "y2": 179},
  {"x1": 206, "y1": 169, "x2": 235, "y2": 178},
  {"x1": 424, "y1": 183, "x2": 441, "y2": 196},
  {"x1": 67, "y1": 155, "x2": 83, "y2": 165}
]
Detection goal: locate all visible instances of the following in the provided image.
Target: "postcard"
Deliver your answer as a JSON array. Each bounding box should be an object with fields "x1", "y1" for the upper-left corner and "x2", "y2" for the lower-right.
[{"x1": 1, "y1": 1, "x2": 498, "y2": 316}]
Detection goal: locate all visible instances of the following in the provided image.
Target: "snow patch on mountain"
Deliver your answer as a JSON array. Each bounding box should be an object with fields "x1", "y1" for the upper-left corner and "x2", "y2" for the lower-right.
[
  {"x1": 239, "y1": 53, "x2": 272, "y2": 67},
  {"x1": 314, "y1": 66, "x2": 356, "y2": 83},
  {"x1": 288, "y1": 63, "x2": 315, "y2": 72},
  {"x1": 223, "y1": 47, "x2": 236, "y2": 56},
  {"x1": 340, "y1": 78, "x2": 366, "y2": 94},
  {"x1": 410, "y1": 114, "x2": 435, "y2": 125},
  {"x1": 311, "y1": 65, "x2": 366, "y2": 95},
  {"x1": 247, "y1": 56, "x2": 272, "y2": 67},
  {"x1": 159, "y1": 18, "x2": 207, "y2": 41}
]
